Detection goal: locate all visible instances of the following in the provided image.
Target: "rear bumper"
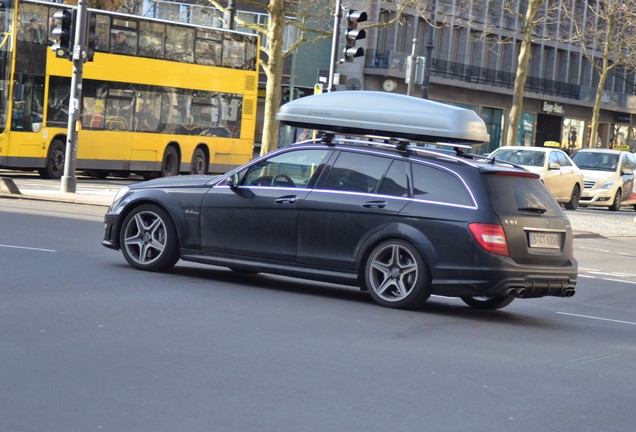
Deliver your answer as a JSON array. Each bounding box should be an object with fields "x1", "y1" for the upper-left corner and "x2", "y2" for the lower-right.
[{"x1": 430, "y1": 259, "x2": 578, "y2": 299}]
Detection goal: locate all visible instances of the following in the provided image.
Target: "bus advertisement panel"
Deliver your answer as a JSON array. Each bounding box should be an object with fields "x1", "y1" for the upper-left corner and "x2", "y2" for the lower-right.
[{"x1": 0, "y1": 0, "x2": 259, "y2": 179}]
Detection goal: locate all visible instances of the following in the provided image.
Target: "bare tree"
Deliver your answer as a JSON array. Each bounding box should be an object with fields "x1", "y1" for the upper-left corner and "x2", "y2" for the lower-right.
[
  {"x1": 563, "y1": 0, "x2": 636, "y2": 147},
  {"x1": 207, "y1": 0, "x2": 335, "y2": 155},
  {"x1": 503, "y1": 0, "x2": 548, "y2": 147}
]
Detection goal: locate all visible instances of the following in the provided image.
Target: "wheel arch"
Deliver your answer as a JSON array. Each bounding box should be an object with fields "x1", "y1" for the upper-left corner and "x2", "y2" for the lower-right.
[
  {"x1": 112, "y1": 192, "x2": 186, "y2": 250},
  {"x1": 355, "y1": 223, "x2": 435, "y2": 290}
]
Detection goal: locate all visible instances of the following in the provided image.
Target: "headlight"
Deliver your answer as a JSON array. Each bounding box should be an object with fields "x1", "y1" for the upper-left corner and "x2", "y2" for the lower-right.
[
  {"x1": 598, "y1": 180, "x2": 615, "y2": 190},
  {"x1": 112, "y1": 185, "x2": 130, "y2": 202}
]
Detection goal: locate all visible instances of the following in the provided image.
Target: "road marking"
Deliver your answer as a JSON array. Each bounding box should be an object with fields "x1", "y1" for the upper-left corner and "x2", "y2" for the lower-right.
[
  {"x1": 0, "y1": 243, "x2": 56, "y2": 253},
  {"x1": 557, "y1": 312, "x2": 636, "y2": 326},
  {"x1": 579, "y1": 273, "x2": 636, "y2": 285}
]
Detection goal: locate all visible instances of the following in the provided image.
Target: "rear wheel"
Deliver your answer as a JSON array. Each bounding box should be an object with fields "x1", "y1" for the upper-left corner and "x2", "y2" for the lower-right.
[
  {"x1": 119, "y1": 204, "x2": 179, "y2": 272},
  {"x1": 564, "y1": 184, "x2": 580, "y2": 210},
  {"x1": 461, "y1": 295, "x2": 515, "y2": 310},
  {"x1": 363, "y1": 239, "x2": 431, "y2": 309},
  {"x1": 190, "y1": 148, "x2": 208, "y2": 175},
  {"x1": 38, "y1": 139, "x2": 65, "y2": 179},
  {"x1": 161, "y1": 146, "x2": 179, "y2": 177},
  {"x1": 609, "y1": 189, "x2": 622, "y2": 211}
]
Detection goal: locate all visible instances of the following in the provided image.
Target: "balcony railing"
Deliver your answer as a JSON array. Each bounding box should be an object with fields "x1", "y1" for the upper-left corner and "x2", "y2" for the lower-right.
[{"x1": 365, "y1": 50, "x2": 580, "y2": 99}]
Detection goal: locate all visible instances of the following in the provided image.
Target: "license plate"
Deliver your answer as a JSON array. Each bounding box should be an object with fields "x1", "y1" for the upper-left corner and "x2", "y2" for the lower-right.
[{"x1": 528, "y1": 232, "x2": 560, "y2": 249}]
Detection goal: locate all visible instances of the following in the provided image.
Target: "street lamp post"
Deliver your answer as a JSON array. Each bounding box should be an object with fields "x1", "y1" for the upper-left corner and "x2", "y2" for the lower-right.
[{"x1": 422, "y1": 0, "x2": 437, "y2": 100}]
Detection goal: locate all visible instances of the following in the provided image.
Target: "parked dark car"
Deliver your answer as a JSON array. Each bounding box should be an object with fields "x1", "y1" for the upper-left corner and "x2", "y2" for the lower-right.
[{"x1": 103, "y1": 92, "x2": 577, "y2": 310}]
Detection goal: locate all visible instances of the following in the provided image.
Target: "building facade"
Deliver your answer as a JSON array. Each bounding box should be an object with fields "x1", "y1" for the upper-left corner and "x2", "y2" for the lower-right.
[{"x1": 337, "y1": 0, "x2": 636, "y2": 154}]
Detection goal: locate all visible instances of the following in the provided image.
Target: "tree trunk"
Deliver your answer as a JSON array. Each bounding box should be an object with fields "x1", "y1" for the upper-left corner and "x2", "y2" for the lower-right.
[
  {"x1": 505, "y1": 0, "x2": 545, "y2": 148},
  {"x1": 260, "y1": 0, "x2": 286, "y2": 156}
]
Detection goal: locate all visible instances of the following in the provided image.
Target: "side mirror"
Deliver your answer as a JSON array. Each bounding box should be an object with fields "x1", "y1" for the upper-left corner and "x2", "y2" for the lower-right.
[
  {"x1": 621, "y1": 168, "x2": 633, "y2": 176},
  {"x1": 228, "y1": 173, "x2": 240, "y2": 189},
  {"x1": 548, "y1": 162, "x2": 561, "y2": 170}
]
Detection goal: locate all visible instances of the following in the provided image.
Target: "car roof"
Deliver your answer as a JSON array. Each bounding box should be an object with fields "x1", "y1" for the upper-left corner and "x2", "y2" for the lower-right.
[
  {"x1": 573, "y1": 148, "x2": 624, "y2": 154},
  {"x1": 276, "y1": 91, "x2": 490, "y2": 145},
  {"x1": 492, "y1": 146, "x2": 558, "y2": 153}
]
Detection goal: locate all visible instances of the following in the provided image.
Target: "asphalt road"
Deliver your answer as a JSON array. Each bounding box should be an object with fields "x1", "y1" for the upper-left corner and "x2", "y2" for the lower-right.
[{"x1": 1, "y1": 199, "x2": 635, "y2": 432}]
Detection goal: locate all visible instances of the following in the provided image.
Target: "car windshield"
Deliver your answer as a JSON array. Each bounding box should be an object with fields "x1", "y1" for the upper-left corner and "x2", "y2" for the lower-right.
[
  {"x1": 490, "y1": 149, "x2": 545, "y2": 167},
  {"x1": 571, "y1": 151, "x2": 619, "y2": 172}
]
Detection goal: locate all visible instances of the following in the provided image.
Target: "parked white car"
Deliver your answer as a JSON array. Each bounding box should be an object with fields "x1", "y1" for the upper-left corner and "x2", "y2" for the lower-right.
[
  {"x1": 488, "y1": 146, "x2": 584, "y2": 210},
  {"x1": 571, "y1": 149, "x2": 636, "y2": 211}
]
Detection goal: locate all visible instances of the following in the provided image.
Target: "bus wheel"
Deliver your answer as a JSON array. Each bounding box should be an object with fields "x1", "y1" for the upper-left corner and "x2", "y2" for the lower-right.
[
  {"x1": 38, "y1": 139, "x2": 65, "y2": 179},
  {"x1": 190, "y1": 148, "x2": 208, "y2": 175},
  {"x1": 161, "y1": 146, "x2": 179, "y2": 177}
]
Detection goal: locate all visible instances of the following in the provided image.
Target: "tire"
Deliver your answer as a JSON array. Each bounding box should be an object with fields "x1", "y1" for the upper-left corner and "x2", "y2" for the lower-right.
[
  {"x1": 38, "y1": 139, "x2": 65, "y2": 179},
  {"x1": 609, "y1": 189, "x2": 622, "y2": 211},
  {"x1": 564, "y1": 184, "x2": 580, "y2": 210},
  {"x1": 461, "y1": 295, "x2": 515, "y2": 310},
  {"x1": 190, "y1": 148, "x2": 208, "y2": 175},
  {"x1": 160, "y1": 146, "x2": 180, "y2": 177},
  {"x1": 119, "y1": 204, "x2": 179, "y2": 272},
  {"x1": 363, "y1": 239, "x2": 431, "y2": 309}
]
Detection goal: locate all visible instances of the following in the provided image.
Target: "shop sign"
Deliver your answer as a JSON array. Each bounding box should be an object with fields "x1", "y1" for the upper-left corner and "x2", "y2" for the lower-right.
[{"x1": 542, "y1": 101, "x2": 564, "y2": 115}]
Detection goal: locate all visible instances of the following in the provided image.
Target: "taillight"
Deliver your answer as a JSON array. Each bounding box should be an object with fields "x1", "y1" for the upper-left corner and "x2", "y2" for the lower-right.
[{"x1": 468, "y1": 223, "x2": 510, "y2": 256}]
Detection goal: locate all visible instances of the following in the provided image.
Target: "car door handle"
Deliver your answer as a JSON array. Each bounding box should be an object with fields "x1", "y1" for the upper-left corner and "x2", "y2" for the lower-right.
[
  {"x1": 275, "y1": 195, "x2": 297, "y2": 204},
  {"x1": 362, "y1": 200, "x2": 387, "y2": 208}
]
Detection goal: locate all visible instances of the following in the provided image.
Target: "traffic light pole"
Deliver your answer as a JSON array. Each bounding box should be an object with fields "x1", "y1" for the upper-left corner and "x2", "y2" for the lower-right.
[
  {"x1": 327, "y1": 0, "x2": 342, "y2": 92},
  {"x1": 61, "y1": 0, "x2": 88, "y2": 193}
]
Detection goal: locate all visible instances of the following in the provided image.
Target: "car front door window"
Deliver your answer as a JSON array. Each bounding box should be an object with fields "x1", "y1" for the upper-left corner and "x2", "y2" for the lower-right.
[{"x1": 243, "y1": 149, "x2": 329, "y2": 188}]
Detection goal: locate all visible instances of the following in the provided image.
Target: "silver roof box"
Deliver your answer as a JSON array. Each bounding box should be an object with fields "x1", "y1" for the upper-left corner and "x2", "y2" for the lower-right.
[{"x1": 276, "y1": 91, "x2": 490, "y2": 144}]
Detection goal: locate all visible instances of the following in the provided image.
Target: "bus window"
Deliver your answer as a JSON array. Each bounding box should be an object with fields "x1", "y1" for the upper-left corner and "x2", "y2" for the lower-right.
[
  {"x1": 95, "y1": 14, "x2": 110, "y2": 52},
  {"x1": 105, "y1": 88, "x2": 134, "y2": 131},
  {"x1": 11, "y1": 74, "x2": 44, "y2": 131},
  {"x1": 195, "y1": 30, "x2": 221, "y2": 66},
  {"x1": 47, "y1": 76, "x2": 70, "y2": 127},
  {"x1": 18, "y1": 3, "x2": 47, "y2": 44},
  {"x1": 222, "y1": 33, "x2": 246, "y2": 69},
  {"x1": 111, "y1": 18, "x2": 137, "y2": 55},
  {"x1": 166, "y1": 25, "x2": 194, "y2": 62},
  {"x1": 134, "y1": 90, "x2": 162, "y2": 132},
  {"x1": 139, "y1": 21, "x2": 164, "y2": 58},
  {"x1": 82, "y1": 81, "x2": 107, "y2": 129}
]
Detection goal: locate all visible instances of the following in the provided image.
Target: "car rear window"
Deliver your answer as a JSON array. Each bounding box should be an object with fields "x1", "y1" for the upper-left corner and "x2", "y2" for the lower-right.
[
  {"x1": 411, "y1": 163, "x2": 474, "y2": 206},
  {"x1": 482, "y1": 173, "x2": 563, "y2": 215}
]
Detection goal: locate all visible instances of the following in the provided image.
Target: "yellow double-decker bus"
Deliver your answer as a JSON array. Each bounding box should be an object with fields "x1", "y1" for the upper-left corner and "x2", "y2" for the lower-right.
[{"x1": 0, "y1": 0, "x2": 259, "y2": 179}]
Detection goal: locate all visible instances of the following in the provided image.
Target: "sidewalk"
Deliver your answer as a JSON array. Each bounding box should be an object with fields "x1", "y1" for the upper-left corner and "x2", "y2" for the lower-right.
[{"x1": 0, "y1": 176, "x2": 117, "y2": 206}]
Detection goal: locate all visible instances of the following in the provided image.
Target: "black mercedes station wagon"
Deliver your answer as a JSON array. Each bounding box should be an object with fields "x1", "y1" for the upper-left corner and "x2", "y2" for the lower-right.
[{"x1": 103, "y1": 91, "x2": 577, "y2": 310}]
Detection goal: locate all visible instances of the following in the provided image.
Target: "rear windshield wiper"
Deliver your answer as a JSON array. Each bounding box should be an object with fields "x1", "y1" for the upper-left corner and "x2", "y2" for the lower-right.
[{"x1": 518, "y1": 206, "x2": 547, "y2": 214}]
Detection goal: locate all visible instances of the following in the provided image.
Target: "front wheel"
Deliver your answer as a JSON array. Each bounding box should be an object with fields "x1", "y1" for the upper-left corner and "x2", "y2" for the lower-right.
[
  {"x1": 363, "y1": 239, "x2": 431, "y2": 309},
  {"x1": 564, "y1": 184, "x2": 580, "y2": 210},
  {"x1": 461, "y1": 295, "x2": 515, "y2": 310},
  {"x1": 38, "y1": 139, "x2": 65, "y2": 179},
  {"x1": 119, "y1": 204, "x2": 179, "y2": 272},
  {"x1": 609, "y1": 189, "x2": 622, "y2": 211}
]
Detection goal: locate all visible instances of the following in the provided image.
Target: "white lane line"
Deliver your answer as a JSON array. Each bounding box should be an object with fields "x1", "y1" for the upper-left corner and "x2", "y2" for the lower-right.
[
  {"x1": 0, "y1": 243, "x2": 56, "y2": 253},
  {"x1": 579, "y1": 274, "x2": 636, "y2": 285},
  {"x1": 557, "y1": 312, "x2": 636, "y2": 326}
]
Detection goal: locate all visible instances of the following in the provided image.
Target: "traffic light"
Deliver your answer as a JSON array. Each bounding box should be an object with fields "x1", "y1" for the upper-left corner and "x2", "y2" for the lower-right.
[
  {"x1": 51, "y1": 9, "x2": 76, "y2": 60},
  {"x1": 340, "y1": 8, "x2": 367, "y2": 62},
  {"x1": 84, "y1": 12, "x2": 96, "y2": 62}
]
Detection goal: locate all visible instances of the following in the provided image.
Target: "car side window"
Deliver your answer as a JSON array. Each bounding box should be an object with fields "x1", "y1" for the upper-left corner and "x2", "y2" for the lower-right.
[
  {"x1": 322, "y1": 152, "x2": 392, "y2": 193},
  {"x1": 411, "y1": 163, "x2": 473, "y2": 206},
  {"x1": 377, "y1": 160, "x2": 409, "y2": 197},
  {"x1": 555, "y1": 151, "x2": 571, "y2": 166},
  {"x1": 549, "y1": 151, "x2": 559, "y2": 165},
  {"x1": 242, "y1": 149, "x2": 329, "y2": 188}
]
